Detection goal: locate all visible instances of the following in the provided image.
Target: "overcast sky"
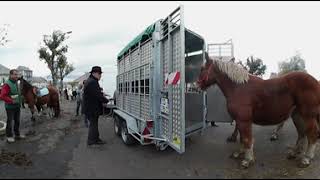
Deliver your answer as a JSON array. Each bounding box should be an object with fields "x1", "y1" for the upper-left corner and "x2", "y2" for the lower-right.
[{"x1": 1, "y1": 1, "x2": 320, "y2": 94}]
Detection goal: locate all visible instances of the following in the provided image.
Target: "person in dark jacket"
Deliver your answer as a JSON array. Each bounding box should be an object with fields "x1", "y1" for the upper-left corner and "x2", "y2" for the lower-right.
[
  {"x1": 80, "y1": 80, "x2": 89, "y2": 128},
  {"x1": 64, "y1": 88, "x2": 69, "y2": 100},
  {"x1": 83, "y1": 66, "x2": 109, "y2": 146}
]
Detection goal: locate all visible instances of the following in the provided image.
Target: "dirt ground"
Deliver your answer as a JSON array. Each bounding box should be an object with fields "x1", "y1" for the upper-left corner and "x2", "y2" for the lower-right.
[{"x1": 0, "y1": 100, "x2": 320, "y2": 179}]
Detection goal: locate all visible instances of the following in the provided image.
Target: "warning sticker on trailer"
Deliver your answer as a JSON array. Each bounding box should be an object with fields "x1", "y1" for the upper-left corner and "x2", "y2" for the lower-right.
[
  {"x1": 165, "y1": 71, "x2": 181, "y2": 86},
  {"x1": 173, "y1": 136, "x2": 181, "y2": 146}
]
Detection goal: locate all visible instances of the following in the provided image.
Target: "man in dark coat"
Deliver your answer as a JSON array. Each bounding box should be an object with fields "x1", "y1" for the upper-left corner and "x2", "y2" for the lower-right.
[
  {"x1": 83, "y1": 66, "x2": 109, "y2": 145},
  {"x1": 80, "y1": 80, "x2": 89, "y2": 128}
]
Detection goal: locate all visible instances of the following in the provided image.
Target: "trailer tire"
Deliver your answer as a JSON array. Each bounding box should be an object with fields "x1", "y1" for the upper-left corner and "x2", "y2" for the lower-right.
[
  {"x1": 120, "y1": 121, "x2": 135, "y2": 145},
  {"x1": 114, "y1": 116, "x2": 121, "y2": 136}
]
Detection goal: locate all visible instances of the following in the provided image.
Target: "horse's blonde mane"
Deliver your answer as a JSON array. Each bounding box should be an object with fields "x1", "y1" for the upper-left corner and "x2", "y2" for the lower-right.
[{"x1": 213, "y1": 59, "x2": 249, "y2": 84}]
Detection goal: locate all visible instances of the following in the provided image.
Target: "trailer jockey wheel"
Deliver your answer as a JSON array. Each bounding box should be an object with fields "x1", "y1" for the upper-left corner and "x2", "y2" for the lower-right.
[{"x1": 121, "y1": 121, "x2": 135, "y2": 145}]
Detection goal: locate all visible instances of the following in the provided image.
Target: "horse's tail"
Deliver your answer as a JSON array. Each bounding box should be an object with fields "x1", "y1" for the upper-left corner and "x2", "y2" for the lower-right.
[
  {"x1": 317, "y1": 112, "x2": 320, "y2": 138},
  {"x1": 54, "y1": 93, "x2": 60, "y2": 117},
  {"x1": 50, "y1": 88, "x2": 60, "y2": 118},
  {"x1": 55, "y1": 100, "x2": 60, "y2": 117}
]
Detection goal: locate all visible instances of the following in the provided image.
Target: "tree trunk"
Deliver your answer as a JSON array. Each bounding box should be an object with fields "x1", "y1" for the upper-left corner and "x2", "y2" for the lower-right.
[
  {"x1": 52, "y1": 78, "x2": 57, "y2": 87},
  {"x1": 51, "y1": 53, "x2": 57, "y2": 87},
  {"x1": 60, "y1": 78, "x2": 64, "y2": 93},
  {"x1": 50, "y1": 70, "x2": 57, "y2": 87}
]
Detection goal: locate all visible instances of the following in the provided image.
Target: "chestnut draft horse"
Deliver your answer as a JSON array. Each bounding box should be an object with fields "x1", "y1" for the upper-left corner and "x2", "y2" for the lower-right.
[
  {"x1": 19, "y1": 77, "x2": 60, "y2": 121},
  {"x1": 227, "y1": 87, "x2": 320, "y2": 142},
  {"x1": 269, "y1": 80, "x2": 320, "y2": 141},
  {"x1": 197, "y1": 53, "x2": 320, "y2": 168}
]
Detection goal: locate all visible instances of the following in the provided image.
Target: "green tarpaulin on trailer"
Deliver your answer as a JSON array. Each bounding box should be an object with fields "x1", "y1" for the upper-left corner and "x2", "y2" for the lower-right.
[{"x1": 117, "y1": 23, "x2": 156, "y2": 60}]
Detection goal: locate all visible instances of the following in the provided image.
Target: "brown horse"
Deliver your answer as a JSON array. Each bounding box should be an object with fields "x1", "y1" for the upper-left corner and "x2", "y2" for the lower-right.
[
  {"x1": 19, "y1": 76, "x2": 60, "y2": 121},
  {"x1": 228, "y1": 85, "x2": 320, "y2": 142},
  {"x1": 197, "y1": 53, "x2": 320, "y2": 168}
]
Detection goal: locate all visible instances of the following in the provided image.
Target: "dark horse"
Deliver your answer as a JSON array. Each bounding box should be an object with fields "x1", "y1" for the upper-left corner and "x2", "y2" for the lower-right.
[
  {"x1": 197, "y1": 53, "x2": 320, "y2": 168},
  {"x1": 19, "y1": 76, "x2": 60, "y2": 121}
]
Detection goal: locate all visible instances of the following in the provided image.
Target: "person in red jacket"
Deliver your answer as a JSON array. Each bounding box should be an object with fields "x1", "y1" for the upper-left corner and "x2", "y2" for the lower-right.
[{"x1": 0, "y1": 69, "x2": 26, "y2": 143}]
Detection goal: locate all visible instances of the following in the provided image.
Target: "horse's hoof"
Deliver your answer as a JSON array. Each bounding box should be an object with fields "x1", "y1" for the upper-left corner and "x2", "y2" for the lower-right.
[
  {"x1": 287, "y1": 152, "x2": 296, "y2": 160},
  {"x1": 286, "y1": 148, "x2": 305, "y2": 160},
  {"x1": 270, "y1": 134, "x2": 278, "y2": 141},
  {"x1": 230, "y1": 151, "x2": 243, "y2": 159},
  {"x1": 240, "y1": 159, "x2": 253, "y2": 169},
  {"x1": 227, "y1": 136, "x2": 237, "y2": 143},
  {"x1": 298, "y1": 157, "x2": 311, "y2": 168}
]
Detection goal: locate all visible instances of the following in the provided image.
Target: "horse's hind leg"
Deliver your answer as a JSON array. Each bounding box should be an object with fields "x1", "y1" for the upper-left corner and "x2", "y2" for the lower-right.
[
  {"x1": 230, "y1": 140, "x2": 244, "y2": 159},
  {"x1": 29, "y1": 105, "x2": 36, "y2": 122},
  {"x1": 227, "y1": 124, "x2": 238, "y2": 143},
  {"x1": 299, "y1": 117, "x2": 318, "y2": 168},
  {"x1": 270, "y1": 121, "x2": 285, "y2": 141},
  {"x1": 288, "y1": 111, "x2": 307, "y2": 160}
]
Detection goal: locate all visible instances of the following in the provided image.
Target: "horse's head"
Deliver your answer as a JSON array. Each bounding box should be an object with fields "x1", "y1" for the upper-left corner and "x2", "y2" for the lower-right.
[
  {"x1": 197, "y1": 52, "x2": 216, "y2": 90},
  {"x1": 18, "y1": 75, "x2": 23, "y2": 81},
  {"x1": 18, "y1": 76, "x2": 26, "y2": 87},
  {"x1": 18, "y1": 76, "x2": 34, "y2": 95}
]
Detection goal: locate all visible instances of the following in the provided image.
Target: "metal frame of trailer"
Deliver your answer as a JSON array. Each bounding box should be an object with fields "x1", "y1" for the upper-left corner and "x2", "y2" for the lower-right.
[{"x1": 113, "y1": 5, "x2": 233, "y2": 153}]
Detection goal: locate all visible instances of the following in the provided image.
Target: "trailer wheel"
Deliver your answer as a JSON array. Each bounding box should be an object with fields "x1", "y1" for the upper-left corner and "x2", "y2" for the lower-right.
[
  {"x1": 114, "y1": 116, "x2": 121, "y2": 136},
  {"x1": 121, "y1": 121, "x2": 135, "y2": 145}
]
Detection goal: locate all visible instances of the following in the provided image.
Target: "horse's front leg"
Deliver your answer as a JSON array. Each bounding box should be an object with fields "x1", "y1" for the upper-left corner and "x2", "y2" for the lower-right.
[
  {"x1": 287, "y1": 111, "x2": 307, "y2": 160},
  {"x1": 29, "y1": 105, "x2": 36, "y2": 122},
  {"x1": 236, "y1": 120, "x2": 255, "y2": 169}
]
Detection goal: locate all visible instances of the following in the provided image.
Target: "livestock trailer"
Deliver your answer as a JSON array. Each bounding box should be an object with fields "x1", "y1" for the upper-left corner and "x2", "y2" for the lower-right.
[{"x1": 113, "y1": 5, "x2": 233, "y2": 154}]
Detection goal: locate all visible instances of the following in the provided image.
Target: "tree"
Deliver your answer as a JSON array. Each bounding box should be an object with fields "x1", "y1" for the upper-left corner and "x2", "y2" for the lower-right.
[
  {"x1": 38, "y1": 30, "x2": 72, "y2": 87},
  {"x1": 243, "y1": 56, "x2": 267, "y2": 76},
  {"x1": 57, "y1": 54, "x2": 74, "y2": 92},
  {"x1": 0, "y1": 24, "x2": 10, "y2": 46},
  {"x1": 278, "y1": 52, "x2": 306, "y2": 75},
  {"x1": 236, "y1": 56, "x2": 267, "y2": 76}
]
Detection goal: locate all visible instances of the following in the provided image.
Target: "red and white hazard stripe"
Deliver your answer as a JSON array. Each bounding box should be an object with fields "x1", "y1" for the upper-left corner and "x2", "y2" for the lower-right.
[{"x1": 165, "y1": 71, "x2": 180, "y2": 85}]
